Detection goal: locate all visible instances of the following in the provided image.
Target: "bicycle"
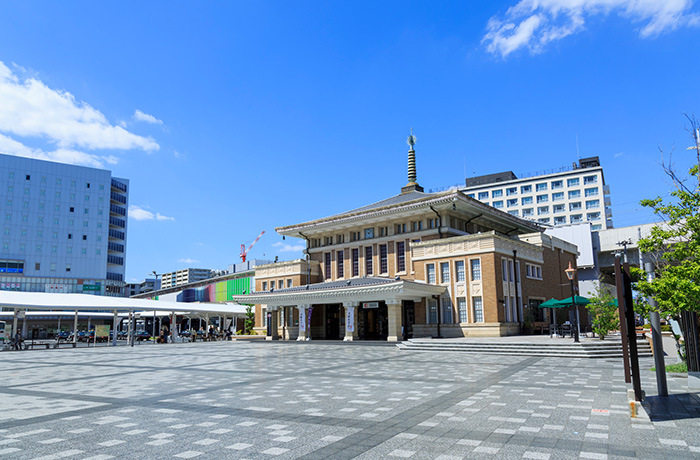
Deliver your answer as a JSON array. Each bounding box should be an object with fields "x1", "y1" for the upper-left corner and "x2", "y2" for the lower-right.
[{"x1": 10, "y1": 337, "x2": 27, "y2": 350}]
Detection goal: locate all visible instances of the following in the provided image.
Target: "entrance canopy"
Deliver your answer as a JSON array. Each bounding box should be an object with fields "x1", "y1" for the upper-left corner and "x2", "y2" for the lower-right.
[{"x1": 0, "y1": 291, "x2": 247, "y2": 315}]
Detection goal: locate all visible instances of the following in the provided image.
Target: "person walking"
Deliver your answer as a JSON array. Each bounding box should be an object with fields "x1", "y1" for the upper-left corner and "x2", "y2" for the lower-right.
[{"x1": 14, "y1": 331, "x2": 22, "y2": 350}]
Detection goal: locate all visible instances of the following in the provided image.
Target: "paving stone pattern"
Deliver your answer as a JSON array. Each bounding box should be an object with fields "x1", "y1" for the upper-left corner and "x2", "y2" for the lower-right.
[{"x1": 1, "y1": 341, "x2": 699, "y2": 459}]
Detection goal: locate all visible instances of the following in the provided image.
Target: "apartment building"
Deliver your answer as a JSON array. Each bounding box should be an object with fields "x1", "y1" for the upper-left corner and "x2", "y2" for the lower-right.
[
  {"x1": 160, "y1": 268, "x2": 215, "y2": 289},
  {"x1": 0, "y1": 154, "x2": 128, "y2": 296},
  {"x1": 458, "y1": 156, "x2": 612, "y2": 231}
]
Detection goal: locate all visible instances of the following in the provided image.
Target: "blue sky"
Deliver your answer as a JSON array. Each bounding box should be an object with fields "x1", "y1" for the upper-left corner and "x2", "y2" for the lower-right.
[{"x1": 1, "y1": 1, "x2": 699, "y2": 282}]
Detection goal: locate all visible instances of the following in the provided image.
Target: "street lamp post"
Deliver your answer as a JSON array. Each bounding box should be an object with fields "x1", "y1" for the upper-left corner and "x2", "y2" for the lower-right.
[{"x1": 564, "y1": 262, "x2": 580, "y2": 343}]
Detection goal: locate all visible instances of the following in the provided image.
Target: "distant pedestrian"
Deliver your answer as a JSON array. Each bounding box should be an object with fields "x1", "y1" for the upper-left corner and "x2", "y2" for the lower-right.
[{"x1": 14, "y1": 331, "x2": 22, "y2": 350}]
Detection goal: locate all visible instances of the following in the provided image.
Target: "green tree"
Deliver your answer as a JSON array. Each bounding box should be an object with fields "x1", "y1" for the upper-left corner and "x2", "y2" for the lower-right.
[
  {"x1": 244, "y1": 305, "x2": 255, "y2": 335},
  {"x1": 587, "y1": 284, "x2": 619, "y2": 339},
  {"x1": 637, "y1": 114, "x2": 700, "y2": 368}
]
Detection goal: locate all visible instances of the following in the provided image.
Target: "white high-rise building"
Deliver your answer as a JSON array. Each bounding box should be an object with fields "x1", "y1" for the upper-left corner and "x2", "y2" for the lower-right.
[
  {"x1": 0, "y1": 154, "x2": 129, "y2": 296},
  {"x1": 458, "y1": 156, "x2": 612, "y2": 231},
  {"x1": 160, "y1": 268, "x2": 214, "y2": 289}
]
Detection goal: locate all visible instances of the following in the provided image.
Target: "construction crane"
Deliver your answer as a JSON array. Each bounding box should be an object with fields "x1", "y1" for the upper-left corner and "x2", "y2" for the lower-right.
[{"x1": 240, "y1": 231, "x2": 265, "y2": 262}]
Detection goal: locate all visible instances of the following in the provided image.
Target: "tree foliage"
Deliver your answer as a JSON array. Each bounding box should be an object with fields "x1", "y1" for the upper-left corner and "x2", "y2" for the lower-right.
[
  {"x1": 637, "y1": 115, "x2": 700, "y2": 316},
  {"x1": 587, "y1": 284, "x2": 619, "y2": 339},
  {"x1": 244, "y1": 305, "x2": 255, "y2": 334}
]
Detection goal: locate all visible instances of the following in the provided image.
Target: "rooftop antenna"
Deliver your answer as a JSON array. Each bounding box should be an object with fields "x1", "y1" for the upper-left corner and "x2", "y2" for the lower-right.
[{"x1": 576, "y1": 134, "x2": 580, "y2": 163}]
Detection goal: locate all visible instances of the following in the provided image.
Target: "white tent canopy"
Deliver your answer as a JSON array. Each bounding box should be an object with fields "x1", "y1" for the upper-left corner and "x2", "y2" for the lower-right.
[{"x1": 0, "y1": 291, "x2": 249, "y2": 315}]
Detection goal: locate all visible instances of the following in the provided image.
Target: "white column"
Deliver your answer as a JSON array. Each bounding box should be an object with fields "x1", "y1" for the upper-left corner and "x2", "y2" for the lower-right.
[
  {"x1": 112, "y1": 310, "x2": 118, "y2": 346},
  {"x1": 387, "y1": 301, "x2": 402, "y2": 342},
  {"x1": 73, "y1": 310, "x2": 78, "y2": 344},
  {"x1": 12, "y1": 308, "x2": 18, "y2": 340},
  {"x1": 343, "y1": 303, "x2": 358, "y2": 342}
]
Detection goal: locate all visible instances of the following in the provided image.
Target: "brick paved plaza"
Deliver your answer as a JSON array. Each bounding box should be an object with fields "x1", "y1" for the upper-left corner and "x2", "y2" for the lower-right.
[{"x1": 1, "y1": 341, "x2": 699, "y2": 459}]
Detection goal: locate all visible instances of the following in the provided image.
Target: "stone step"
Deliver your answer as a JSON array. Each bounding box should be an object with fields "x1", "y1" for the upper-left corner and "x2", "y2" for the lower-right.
[{"x1": 397, "y1": 339, "x2": 653, "y2": 358}]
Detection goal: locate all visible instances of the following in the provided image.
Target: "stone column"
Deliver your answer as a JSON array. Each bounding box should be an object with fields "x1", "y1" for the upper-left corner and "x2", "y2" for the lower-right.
[
  {"x1": 266, "y1": 307, "x2": 279, "y2": 341},
  {"x1": 112, "y1": 310, "x2": 118, "y2": 347},
  {"x1": 297, "y1": 305, "x2": 309, "y2": 341},
  {"x1": 387, "y1": 301, "x2": 403, "y2": 342},
  {"x1": 73, "y1": 310, "x2": 79, "y2": 344},
  {"x1": 343, "y1": 303, "x2": 358, "y2": 342}
]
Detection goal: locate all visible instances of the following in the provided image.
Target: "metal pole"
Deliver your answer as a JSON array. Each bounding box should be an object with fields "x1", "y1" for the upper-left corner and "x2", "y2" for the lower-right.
[
  {"x1": 623, "y1": 261, "x2": 643, "y2": 401},
  {"x1": 153, "y1": 310, "x2": 156, "y2": 344},
  {"x1": 645, "y1": 262, "x2": 667, "y2": 396},
  {"x1": 12, "y1": 308, "x2": 18, "y2": 341},
  {"x1": 570, "y1": 278, "x2": 579, "y2": 343},
  {"x1": 614, "y1": 255, "x2": 632, "y2": 383}
]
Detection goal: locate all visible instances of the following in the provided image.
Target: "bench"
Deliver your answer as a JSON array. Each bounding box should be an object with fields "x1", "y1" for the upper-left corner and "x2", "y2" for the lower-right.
[
  {"x1": 26, "y1": 343, "x2": 51, "y2": 349},
  {"x1": 53, "y1": 342, "x2": 78, "y2": 348},
  {"x1": 533, "y1": 322, "x2": 550, "y2": 335}
]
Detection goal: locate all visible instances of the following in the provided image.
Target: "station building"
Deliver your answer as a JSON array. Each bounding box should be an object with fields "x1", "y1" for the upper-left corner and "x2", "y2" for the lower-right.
[{"x1": 232, "y1": 139, "x2": 581, "y2": 341}]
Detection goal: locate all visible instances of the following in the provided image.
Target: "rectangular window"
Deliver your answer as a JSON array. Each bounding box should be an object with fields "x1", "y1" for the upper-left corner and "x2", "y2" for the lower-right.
[
  {"x1": 427, "y1": 263, "x2": 436, "y2": 284},
  {"x1": 538, "y1": 217, "x2": 550, "y2": 224},
  {"x1": 583, "y1": 175, "x2": 598, "y2": 184},
  {"x1": 440, "y1": 262, "x2": 449, "y2": 283},
  {"x1": 502, "y1": 259, "x2": 508, "y2": 281},
  {"x1": 585, "y1": 187, "x2": 599, "y2": 197},
  {"x1": 287, "y1": 279, "x2": 293, "y2": 288},
  {"x1": 522, "y1": 208, "x2": 533, "y2": 217},
  {"x1": 455, "y1": 260, "x2": 465, "y2": 282},
  {"x1": 567, "y1": 178, "x2": 580, "y2": 187},
  {"x1": 428, "y1": 298, "x2": 438, "y2": 324},
  {"x1": 570, "y1": 214, "x2": 583, "y2": 223},
  {"x1": 396, "y1": 242, "x2": 406, "y2": 272},
  {"x1": 262, "y1": 281, "x2": 268, "y2": 291},
  {"x1": 551, "y1": 180, "x2": 563, "y2": 189},
  {"x1": 536, "y1": 183, "x2": 547, "y2": 191},
  {"x1": 473, "y1": 297, "x2": 484, "y2": 322},
  {"x1": 554, "y1": 216, "x2": 567, "y2": 225},
  {"x1": 507, "y1": 199, "x2": 518, "y2": 207},
  {"x1": 569, "y1": 202, "x2": 582, "y2": 211},
  {"x1": 352, "y1": 248, "x2": 359, "y2": 276},
  {"x1": 492, "y1": 200, "x2": 503, "y2": 209},
  {"x1": 586, "y1": 199, "x2": 600, "y2": 209},
  {"x1": 278, "y1": 280, "x2": 284, "y2": 289},
  {"x1": 508, "y1": 210, "x2": 519, "y2": 217},
  {"x1": 457, "y1": 298, "x2": 468, "y2": 322},
  {"x1": 470, "y1": 259, "x2": 481, "y2": 281},
  {"x1": 536, "y1": 195, "x2": 549, "y2": 203},
  {"x1": 365, "y1": 246, "x2": 373, "y2": 275},
  {"x1": 492, "y1": 189, "x2": 503, "y2": 198},
  {"x1": 521, "y1": 197, "x2": 533, "y2": 205},
  {"x1": 324, "y1": 252, "x2": 332, "y2": 279},
  {"x1": 506, "y1": 187, "x2": 517, "y2": 196},
  {"x1": 478, "y1": 191, "x2": 489, "y2": 200},
  {"x1": 537, "y1": 206, "x2": 549, "y2": 215},
  {"x1": 520, "y1": 185, "x2": 532, "y2": 194},
  {"x1": 442, "y1": 297, "x2": 453, "y2": 323},
  {"x1": 553, "y1": 204, "x2": 565, "y2": 213},
  {"x1": 509, "y1": 260, "x2": 514, "y2": 282},
  {"x1": 337, "y1": 250, "x2": 344, "y2": 278},
  {"x1": 569, "y1": 190, "x2": 581, "y2": 199},
  {"x1": 587, "y1": 212, "x2": 601, "y2": 221},
  {"x1": 379, "y1": 244, "x2": 388, "y2": 274},
  {"x1": 552, "y1": 192, "x2": 564, "y2": 201}
]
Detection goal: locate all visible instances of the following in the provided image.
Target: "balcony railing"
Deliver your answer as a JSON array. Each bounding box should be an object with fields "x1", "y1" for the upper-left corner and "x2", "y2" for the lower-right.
[
  {"x1": 109, "y1": 229, "x2": 125, "y2": 240},
  {"x1": 109, "y1": 216, "x2": 125, "y2": 228}
]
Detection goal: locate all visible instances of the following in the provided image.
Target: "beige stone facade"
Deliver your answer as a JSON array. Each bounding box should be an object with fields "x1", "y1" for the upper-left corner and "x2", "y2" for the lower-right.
[{"x1": 236, "y1": 185, "x2": 582, "y2": 341}]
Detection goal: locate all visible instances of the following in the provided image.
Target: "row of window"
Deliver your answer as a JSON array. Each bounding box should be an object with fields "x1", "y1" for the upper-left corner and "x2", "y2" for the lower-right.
[
  {"x1": 506, "y1": 210, "x2": 602, "y2": 223},
  {"x1": 1, "y1": 242, "x2": 103, "y2": 255},
  {"x1": 7, "y1": 172, "x2": 104, "y2": 189},
  {"x1": 468, "y1": 176, "x2": 599, "y2": 200},
  {"x1": 310, "y1": 221, "x2": 440, "y2": 248},
  {"x1": 427, "y1": 296, "x2": 484, "y2": 323},
  {"x1": 491, "y1": 197, "x2": 600, "y2": 209},
  {"x1": 5, "y1": 186, "x2": 104, "y2": 200},
  {"x1": 4, "y1": 214, "x2": 107, "y2": 228},
  {"x1": 426, "y1": 259, "x2": 481, "y2": 284},
  {"x1": 2, "y1": 229, "x2": 98, "y2": 241},
  {"x1": 262, "y1": 278, "x2": 294, "y2": 291},
  {"x1": 323, "y1": 242, "x2": 408, "y2": 279}
]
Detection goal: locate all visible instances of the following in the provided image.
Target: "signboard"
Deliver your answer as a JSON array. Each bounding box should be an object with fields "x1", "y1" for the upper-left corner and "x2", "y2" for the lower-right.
[
  {"x1": 299, "y1": 309, "x2": 306, "y2": 332},
  {"x1": 362, "y1": 302, "x2": 379, "y2": 309},
  {"x1": 17, "y1": 310, "x2": 26, "y2": 319},
  {"x1": 83, "y1": 284, "x2": 101, "y2": 291},
  {"x1": 45, "y1": 284, "x2": 70, "y2": 293},
  {"x1": 95, "y1": 325, "x2": 110, "y2": 338},
  {"x1": 346, "y1": 307, "x2": 354, "y2": 332}
]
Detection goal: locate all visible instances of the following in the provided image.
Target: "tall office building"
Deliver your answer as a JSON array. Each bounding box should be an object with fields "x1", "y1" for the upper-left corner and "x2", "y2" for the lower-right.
[
  {"x1": 457, "y1": 156, "x2": 612, "y2": 231},
  {"x1": 0, "y1": 154, "x2": 128, "y2": 296}
]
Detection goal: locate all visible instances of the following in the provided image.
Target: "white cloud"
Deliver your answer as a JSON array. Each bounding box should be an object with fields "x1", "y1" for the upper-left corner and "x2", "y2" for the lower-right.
[
  {"x1": 0, "y1": 61, "x2": 159, "y2": 151},
  {"x1": 483, "y1": 0, "x2": 700, "y2": 57},
  {"x1": 133, "y1": 109, "x2": 163, "y2": 125},
  {"x1": 178, "y1": 258, "x2": 200, "y2": 264},
  {"x1": 272, "y1": 241, "x2": 305, "y2": 252},
  {"x1": 0, "y1": 132, "x2": 118, "y2": 168},
  {"x1": 128, "y1": 205, "x2": 175, "y2": 222}
]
